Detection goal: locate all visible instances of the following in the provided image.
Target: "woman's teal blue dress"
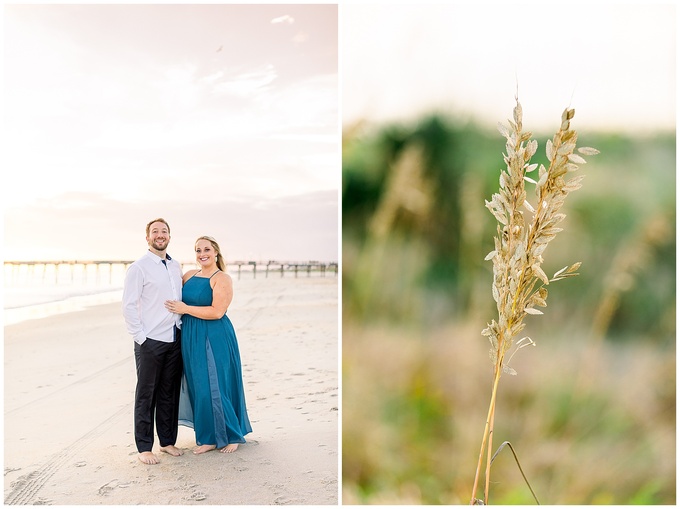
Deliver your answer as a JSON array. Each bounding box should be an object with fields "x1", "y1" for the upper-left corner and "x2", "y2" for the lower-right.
[{"x1": 178, "y1": 271, "x2": 252, "y2": 447}]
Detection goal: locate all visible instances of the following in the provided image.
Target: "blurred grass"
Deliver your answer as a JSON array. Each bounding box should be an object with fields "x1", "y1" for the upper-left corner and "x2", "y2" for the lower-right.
[
  {"x1": 341, "y1": 115, "x2": 675, "y2": 504},
  {"x1": 342, "y1": 323, "x2": 675, "y2": 504}
]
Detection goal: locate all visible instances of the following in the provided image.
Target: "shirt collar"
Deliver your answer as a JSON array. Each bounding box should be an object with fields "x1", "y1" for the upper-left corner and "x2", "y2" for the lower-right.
[{"x1": 147, "y1": 250, "x2": 173, "y2": 263}]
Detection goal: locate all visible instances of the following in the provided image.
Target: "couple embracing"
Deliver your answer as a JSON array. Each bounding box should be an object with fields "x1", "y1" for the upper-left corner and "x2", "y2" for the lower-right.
[{"x1": 122, "y1": 218, "x2": 252, "y2": 465}]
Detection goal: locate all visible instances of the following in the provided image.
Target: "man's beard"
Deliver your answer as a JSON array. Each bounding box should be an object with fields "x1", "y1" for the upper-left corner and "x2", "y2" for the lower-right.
[{"x1": 152, "y1": 239, "x2": 168, "y2": 250}]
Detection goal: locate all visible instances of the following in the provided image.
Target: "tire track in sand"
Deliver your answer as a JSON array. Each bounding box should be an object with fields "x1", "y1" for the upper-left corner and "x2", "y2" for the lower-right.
[
  {"x1": 5, "y1": 357, "x2": 132, "y2": 416},
  {"x1": 4, "y1": 404, "x2": 131, "y2": 505},
  {"x1": 238, "y1": 292, "x2": 285, "y2": 330}
]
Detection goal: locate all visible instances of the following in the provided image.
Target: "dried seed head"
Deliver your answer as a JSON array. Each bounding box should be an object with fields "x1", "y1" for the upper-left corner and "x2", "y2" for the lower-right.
[{"x1": 483, "y1": 99, "x2": 598, "y2": 374}]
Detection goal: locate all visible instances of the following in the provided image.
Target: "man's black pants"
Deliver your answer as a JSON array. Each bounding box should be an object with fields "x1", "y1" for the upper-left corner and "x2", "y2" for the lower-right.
[{"x1": 133, "y1": 329, "x2": 183, "y2": 453}]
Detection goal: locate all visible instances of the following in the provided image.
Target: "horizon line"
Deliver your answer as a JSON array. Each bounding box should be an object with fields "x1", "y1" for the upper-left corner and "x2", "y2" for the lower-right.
[{"x1": 4, "y1": 259, "x2": 339, "y2": 266}]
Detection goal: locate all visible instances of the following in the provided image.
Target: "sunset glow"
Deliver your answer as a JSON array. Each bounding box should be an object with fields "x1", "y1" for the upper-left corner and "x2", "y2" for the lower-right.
[{"x1": 3, "y1": 4, "x2": 338, "y2": 262}]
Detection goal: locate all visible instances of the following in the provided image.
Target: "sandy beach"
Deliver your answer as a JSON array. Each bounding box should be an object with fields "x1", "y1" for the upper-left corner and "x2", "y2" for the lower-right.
[{"x1": 4, "y1": 276, "x2": 338, "y2": 505}]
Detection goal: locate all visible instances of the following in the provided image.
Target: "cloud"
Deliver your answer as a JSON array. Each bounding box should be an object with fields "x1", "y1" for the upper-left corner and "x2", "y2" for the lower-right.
[
  {"x1": 252, "y1": 72, "x2": 337, "y2": 130},
  {"x1": 212, "y1": 64, "x2": 278, "y2": 98},
  {"x1": 271, "y1": 15, "x2": 294, "y2": 24},
  {"x1": 292, "y1": 32, "x2": 309, "y2": 44},
  {"x1": 200, "y1": 70, "x2": 225, "y2": 85},
  {"x1": 3, "y1": 190, "x2": 338, "y2": 262}
]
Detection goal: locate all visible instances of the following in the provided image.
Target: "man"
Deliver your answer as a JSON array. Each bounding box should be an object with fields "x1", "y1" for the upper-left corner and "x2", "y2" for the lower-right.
[{"x1": 122, "y1": 218, "x2": 184, "y2": 465}]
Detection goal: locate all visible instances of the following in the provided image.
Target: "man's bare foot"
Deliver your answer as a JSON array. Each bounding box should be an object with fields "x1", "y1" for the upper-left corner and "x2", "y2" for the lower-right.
[
  {"x1": 220, "y1": 443, "x2": 239, "y2": 453},
  {"x1": 160, "y1": 445, "x2": 184, "y2": 456},
  {"x1": 193, "y1": 444, "x2": 216, "y2": 455},
  {"x1": 138, "y1": 451, "x2": 159, "y2": 465}
]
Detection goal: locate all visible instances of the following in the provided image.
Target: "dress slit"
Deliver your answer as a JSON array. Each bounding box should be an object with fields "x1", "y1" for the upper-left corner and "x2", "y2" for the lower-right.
[
  {"x1": 205, "y1": 337, "x2": 229, "y2": 447},
  {"x1": 177, "y1": 272, "x2": 252, "y2": 447}
]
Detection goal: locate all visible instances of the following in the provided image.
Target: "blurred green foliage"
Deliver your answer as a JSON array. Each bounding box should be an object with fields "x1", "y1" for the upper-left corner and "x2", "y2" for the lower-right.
[
  {"x1": 342, "y1": 114, "x2": 675, "y2": 504},
  {"x1": 343, "y1": 115, "x2": 675, "y2": 344}
]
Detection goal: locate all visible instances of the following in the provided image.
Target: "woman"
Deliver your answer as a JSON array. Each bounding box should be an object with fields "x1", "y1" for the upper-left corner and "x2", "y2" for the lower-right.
[{"x1": 165, "y1": 236, "x2": 252, "y2": 454}]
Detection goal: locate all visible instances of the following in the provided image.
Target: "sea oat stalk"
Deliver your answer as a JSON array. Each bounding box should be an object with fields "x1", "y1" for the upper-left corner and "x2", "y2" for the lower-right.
[{"x1": 469, "y1": 100, "x2": 598, "y2": 505}]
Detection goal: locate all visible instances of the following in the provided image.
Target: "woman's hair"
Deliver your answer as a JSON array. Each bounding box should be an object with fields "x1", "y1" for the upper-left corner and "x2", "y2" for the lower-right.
[{"x1": 196, "y1": 235, "x2": 226, "y2": 271}]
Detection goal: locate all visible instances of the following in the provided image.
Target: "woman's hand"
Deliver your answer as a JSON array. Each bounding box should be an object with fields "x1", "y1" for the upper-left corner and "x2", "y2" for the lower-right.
[{"x1": 165, "y1": 300, "x2": 187, "y2": 315}]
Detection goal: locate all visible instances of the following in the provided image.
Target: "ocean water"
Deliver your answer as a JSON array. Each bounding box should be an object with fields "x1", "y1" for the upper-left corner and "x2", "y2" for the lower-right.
[
  {"x1": 3, "y1": 261, "x2": 336, "y2": 326},
  {"x1": 4, "y1": 262, "x2": 131, "y2": 326}
]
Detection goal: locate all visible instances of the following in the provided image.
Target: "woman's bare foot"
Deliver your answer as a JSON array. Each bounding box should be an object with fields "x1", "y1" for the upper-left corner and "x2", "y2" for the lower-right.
[
  {"x1": 138, "y1": 451, "x2": 159, "y2": 465},
  {"x1": 220, "y1": 443, "x2": 239, "y2": 453},
  {"x1": 160, "y1": 445, "x2": 184, "y2": 456},
  {"x1": 193, "y1": 444, "x2": 217, "y2": 455}
]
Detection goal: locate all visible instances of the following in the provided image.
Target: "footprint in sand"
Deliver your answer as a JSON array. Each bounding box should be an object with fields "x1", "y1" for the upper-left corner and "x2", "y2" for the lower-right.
[
  {"x1": 188, "y1": 491, "x2": 207, "y2": 501},
  {"x1": 274, "y1": 495, "x2": 304, "y2": 505},
  {"x1": 322, "y1": 476, "x2": 338, "y2": 486},
  {"x1": 98, "y1": 480, "x2": 117, "y2": 496}
]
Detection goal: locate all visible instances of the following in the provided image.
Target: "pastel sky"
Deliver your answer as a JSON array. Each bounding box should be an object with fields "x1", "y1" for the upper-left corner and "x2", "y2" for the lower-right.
[
  {"x1": 342, "y1": 2, "x2": 675, "y2": 134},
  {"x1": 2, "y1": 2, "x2": 675, "y2": 263},
  {"x1": 2, "y1": 4, "x2": 338, "y2": 263}
]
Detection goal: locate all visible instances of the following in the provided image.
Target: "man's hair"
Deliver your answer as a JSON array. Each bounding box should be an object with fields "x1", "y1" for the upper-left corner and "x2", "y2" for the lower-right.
[{"x1": 146, "y1": 218, "x2": 171, "y2": 236}]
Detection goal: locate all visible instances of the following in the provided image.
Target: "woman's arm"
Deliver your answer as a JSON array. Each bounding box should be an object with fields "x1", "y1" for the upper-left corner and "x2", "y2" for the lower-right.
[{"x1": 165, "y1": 272, "x2": 233, "y2": 320}]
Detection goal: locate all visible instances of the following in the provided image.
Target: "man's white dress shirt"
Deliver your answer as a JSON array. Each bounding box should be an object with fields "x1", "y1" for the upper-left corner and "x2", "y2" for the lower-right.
[{"x1": 122, "y1": 250, "x2": 183, "y2": 345}]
